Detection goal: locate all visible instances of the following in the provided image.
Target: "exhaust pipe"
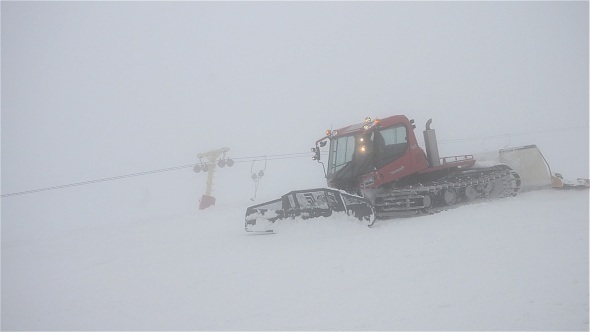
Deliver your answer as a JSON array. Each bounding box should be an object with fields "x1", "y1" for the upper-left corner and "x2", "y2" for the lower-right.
[{"x1": 423, "y1": 119, "x2": 441, "y2": 167}]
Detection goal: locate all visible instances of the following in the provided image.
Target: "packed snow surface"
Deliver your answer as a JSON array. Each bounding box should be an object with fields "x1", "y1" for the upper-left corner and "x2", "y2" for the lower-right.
[{"x1": 2, "y1": 186, "x2": 588, "y2": 330}]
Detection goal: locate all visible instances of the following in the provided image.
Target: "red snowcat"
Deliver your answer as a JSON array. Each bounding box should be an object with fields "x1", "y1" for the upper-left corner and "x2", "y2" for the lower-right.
[{"x1": 245, "y1": 115, "x2": 522, "y2": 232}]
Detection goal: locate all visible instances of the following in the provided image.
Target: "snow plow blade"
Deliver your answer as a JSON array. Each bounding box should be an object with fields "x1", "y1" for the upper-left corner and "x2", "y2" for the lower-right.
[{"x1": 245, "y1": 188, "x2": 375, "y2": 232}]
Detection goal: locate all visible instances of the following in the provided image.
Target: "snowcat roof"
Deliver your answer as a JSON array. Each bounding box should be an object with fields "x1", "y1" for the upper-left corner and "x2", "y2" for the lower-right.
[{"x1": 331, "y1": 115, "x2": 411, "y2": 139}]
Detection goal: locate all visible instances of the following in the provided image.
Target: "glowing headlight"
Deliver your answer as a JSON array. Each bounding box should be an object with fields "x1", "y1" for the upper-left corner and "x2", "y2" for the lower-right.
[{"x1": 364, "y1": 116, "x2": 372, "y2": 123}]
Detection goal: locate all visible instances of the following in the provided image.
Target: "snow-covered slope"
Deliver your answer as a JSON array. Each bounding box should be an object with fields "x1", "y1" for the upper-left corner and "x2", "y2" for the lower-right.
[
  {"x1": 2, "y1": 184, "x2": 588, "y2": 330},
  {"x1": 3, "y1": 2, "x2": 588, "y2": 330}
]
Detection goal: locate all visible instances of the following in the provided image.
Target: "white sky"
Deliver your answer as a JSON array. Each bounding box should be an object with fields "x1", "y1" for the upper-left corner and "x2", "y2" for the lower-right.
[{"x1": 2, "y1": 1, "x2": 588, "y2": 195}]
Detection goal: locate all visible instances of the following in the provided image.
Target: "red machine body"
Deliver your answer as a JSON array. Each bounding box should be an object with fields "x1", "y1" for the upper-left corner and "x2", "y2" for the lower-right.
[{"x1": 314, "y1": 115, "x2": 475, "y2": 193}]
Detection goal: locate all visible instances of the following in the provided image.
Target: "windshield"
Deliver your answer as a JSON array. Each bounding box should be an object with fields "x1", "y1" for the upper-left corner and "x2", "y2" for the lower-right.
[{"x1": 327, "y1": 135, "x2": 358, "y2": 176}]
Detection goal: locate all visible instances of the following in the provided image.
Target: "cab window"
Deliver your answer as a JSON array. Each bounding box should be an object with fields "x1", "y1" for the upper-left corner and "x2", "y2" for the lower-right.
[
  {"x1": 328, "y1": 135, "x2": 356, "y2": 175},
  {"x1": 374, "y1": 125, "x2": 408, "y2": 168}
]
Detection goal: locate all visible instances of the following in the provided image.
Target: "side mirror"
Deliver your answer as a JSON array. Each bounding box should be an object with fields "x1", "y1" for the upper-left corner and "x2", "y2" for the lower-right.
[
  {"x1": 319, "y1": 140, "x2": 327, "y2": 147},
  {"x1": 312, "y1": 147, "x2": 321, "y2": 161}
]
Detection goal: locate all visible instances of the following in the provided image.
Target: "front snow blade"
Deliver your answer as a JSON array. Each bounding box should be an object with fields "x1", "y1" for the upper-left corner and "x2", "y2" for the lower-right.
[{"x1": 245, "y1": 188, "x2": 375, "y2": 232}]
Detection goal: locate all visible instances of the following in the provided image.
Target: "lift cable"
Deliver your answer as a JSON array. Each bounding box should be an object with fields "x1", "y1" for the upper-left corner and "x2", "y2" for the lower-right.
[
  {"x1": 0, "y1": 152, "x2": 313, "y2": 198},
  {"x1": 2, "y1": 125, "x2": 586, "y2": 198},
  {"x1": 437, "y1": 125, "x2": 587, "y2": 144},
  {"x1": 1, "y1": 164, "x2": 197, "y2": 198}
]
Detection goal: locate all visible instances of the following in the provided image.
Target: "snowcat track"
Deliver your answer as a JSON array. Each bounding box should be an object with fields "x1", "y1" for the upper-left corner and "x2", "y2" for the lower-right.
[{"x1": 372, "y1": 165, "x2": 521, "y2": 219}]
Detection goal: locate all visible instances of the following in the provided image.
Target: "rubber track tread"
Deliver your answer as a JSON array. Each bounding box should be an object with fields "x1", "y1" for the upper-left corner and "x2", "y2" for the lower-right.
[{"x1": 372, "y1": 165, "x2": 521, "y2": 219}]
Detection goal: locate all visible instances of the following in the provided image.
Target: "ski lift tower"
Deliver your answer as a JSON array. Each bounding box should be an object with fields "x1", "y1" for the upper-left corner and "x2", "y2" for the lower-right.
[{"x1": 194, "y1": 147, "x2": 233, "y2": 210}]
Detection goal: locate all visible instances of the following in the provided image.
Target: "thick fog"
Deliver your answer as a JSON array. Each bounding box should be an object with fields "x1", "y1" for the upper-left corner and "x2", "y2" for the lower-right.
[
  {"x1": 2, "y1": 2, "x2": 588, "y2": 207},
  {"x1": 2, "y1": 3, "x2": 589, "y2": 330}
]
